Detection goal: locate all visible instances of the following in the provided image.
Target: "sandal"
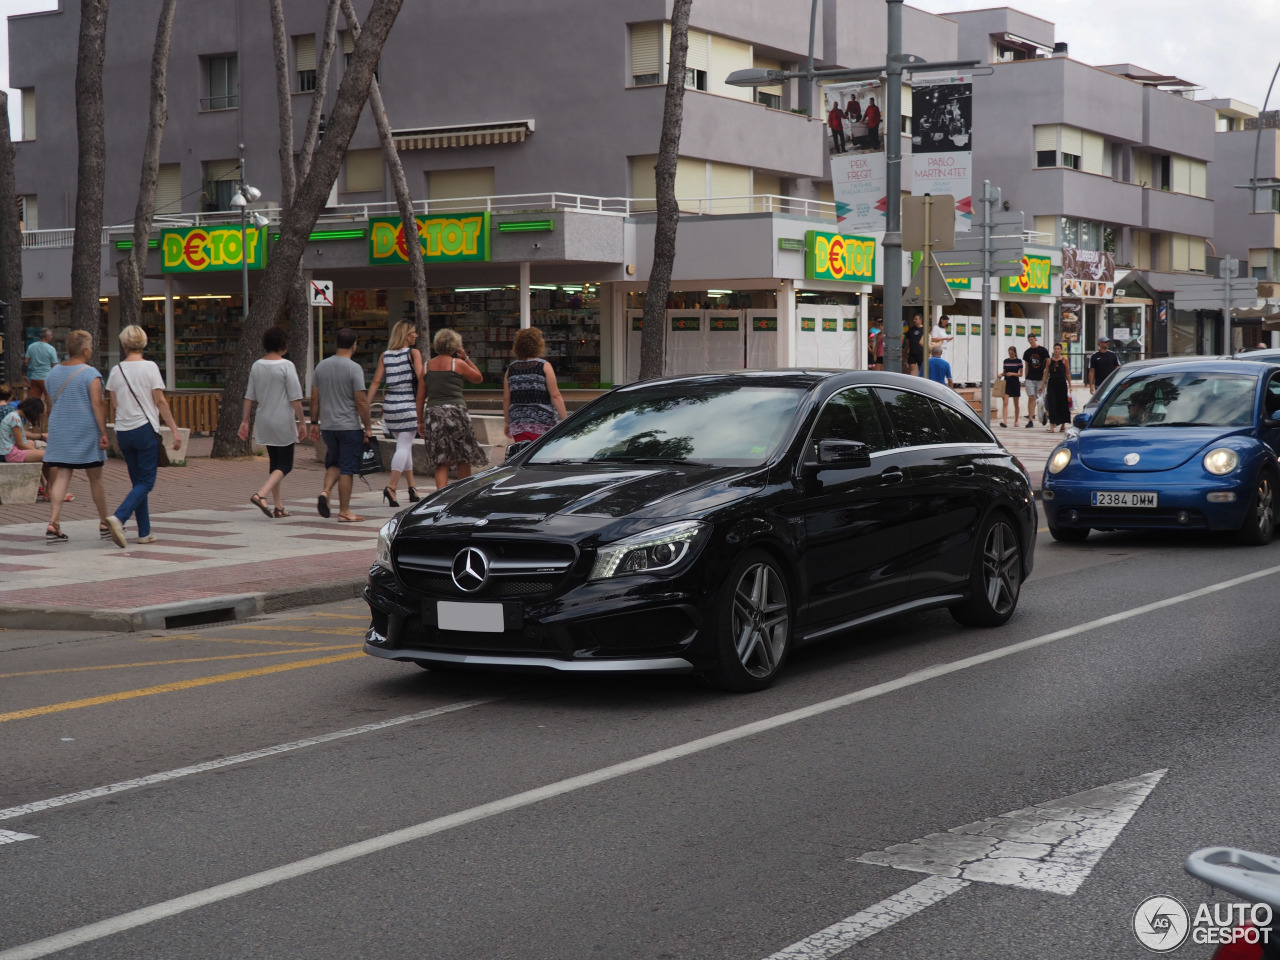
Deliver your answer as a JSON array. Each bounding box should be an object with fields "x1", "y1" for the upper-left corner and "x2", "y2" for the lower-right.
[
  {"x1": 46, "y1": 523, "x2": 68, "y2": 544},
  {"x1": 316, "y1": 493, "x2": 331, "y2": 519},
  {"x1": 273, "y1": 507, "x2": 291, "y2": 518},
  {"x1": 99, "y1": 521, "x2": 112, "y2": 541},
  {"x1": 250, "y1": 493, "x2": 274, "y2": 518},
  {"x1": 337, "y1": 514, "x2": 366, "y2": 523}
]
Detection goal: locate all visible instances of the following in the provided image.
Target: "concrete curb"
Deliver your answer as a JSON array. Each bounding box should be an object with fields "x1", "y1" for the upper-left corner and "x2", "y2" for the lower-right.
[{"x1": 0, "y1": 577, "x2": 367, "y2": 633}]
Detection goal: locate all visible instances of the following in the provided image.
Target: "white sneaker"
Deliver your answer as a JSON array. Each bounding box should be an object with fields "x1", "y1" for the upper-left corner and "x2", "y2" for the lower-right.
[
  {"x1": 106, "y1": 516, "x2": 127, "y2": 549},
  {"x1": 136, "y1": 534, "x2": 158, "y2": 545}
]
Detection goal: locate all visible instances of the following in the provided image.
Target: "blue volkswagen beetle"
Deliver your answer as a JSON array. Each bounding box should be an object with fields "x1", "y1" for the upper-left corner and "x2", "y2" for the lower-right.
[{"x1": 1042, "y1": 359, "x2": 1280, "y2": 544}]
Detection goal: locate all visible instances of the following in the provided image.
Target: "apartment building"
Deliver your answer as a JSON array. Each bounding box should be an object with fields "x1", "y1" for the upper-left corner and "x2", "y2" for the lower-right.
[{"x1": 946, "y1": 7, "x2": 1218, "y2": 369}]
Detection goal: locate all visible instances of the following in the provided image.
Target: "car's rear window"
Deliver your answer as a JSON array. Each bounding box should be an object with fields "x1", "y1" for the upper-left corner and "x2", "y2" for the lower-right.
[{"x1": 1095, "y1": 372, "x2": 1258, "y2": 428}]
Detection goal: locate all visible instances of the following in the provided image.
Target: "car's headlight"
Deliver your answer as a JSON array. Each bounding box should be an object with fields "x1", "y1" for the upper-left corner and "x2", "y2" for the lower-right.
[
  {"x1": 376, "y1": 514, "x2": 402, "y2": 570},
  {"x1": 1203, "y1": 448, "x2": 1240, "y2": 476},
  {"x1": 590, "y1": 520, "x2": 708, "y2": 580},
  {"x1": 1048, "y1": 448, "x2": 1072, "y2": 475}
]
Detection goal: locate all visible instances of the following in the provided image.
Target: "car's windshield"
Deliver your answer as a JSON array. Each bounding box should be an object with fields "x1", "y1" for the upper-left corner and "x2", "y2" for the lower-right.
[
  {"x1": 1095, "y1": 372, "x2": 1258, "y2": 428},
  {"x1": 530, "y1": 383, "x2": 808, "y2": 467}
]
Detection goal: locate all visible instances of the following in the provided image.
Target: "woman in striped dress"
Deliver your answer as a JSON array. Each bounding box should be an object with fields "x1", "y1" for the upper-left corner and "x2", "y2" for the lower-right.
[
  {"x1": 367, "y1": 320, "x2": 424, "y2": 506},
  {"x1": 42, "y1": 329, "x2": 112, "y2": 544},
  {"x1": 503, "y1": 327, "x2": 568, "y2": 444}
]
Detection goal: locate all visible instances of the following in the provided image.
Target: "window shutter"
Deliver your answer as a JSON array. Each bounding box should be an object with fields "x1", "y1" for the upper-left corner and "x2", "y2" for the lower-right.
[
  {"x1": 1172, "y1": 233, "x2": 1190, "y2": 272},
  {"x1": 427, "y1": 167, "x2": 495, "y2": 211},
  {"x1": 629, "y1": 155, "x2": 657, "y2": 210},
  {"x1": 205, "y1": 159, "x2": 240, "y2": 183},
  {"x1": 1034, "y1": 125, "x2": 1058, "y2": 152},
  {"x1": 708, "y1": 35, "x2": 752, "y2": 99},
  {"x1": 1059, "y1": 125, "x2": 1083, "y2": 156},
  {"x1": 21, "y1": 88, "x2": 35, "y2": 140},
  {"x1": 1172, "y1": 157, "x2": 1191, "y2": 194},
  {"x1": 1081, "y1": 131, "x2": 1104, "y2": 175},
  {"x1": 342, "y1": 30, "x2": 354, "y2": 55},
  {"x1": 684, "y1": 28, "x2": 709, "y2": 71},
  {"x1": 1189, "y1": 237, "x2": 1206, "y2": 272},
  {"x1": 295, "y1": 35, "x2": 316, "y2": 72},
  {"x1": 1189, "y1": 160, "x2": 1207, "y2": 198},
  {"x1": 155, "y1": 163, "x2": 182, "y2": 215},
  {"x1": 345, "y1": 149, "x2": 384, "y2": 193},
  {"x1": 630, "y1": 23, "x2": 661, "y2": 82},
  {"x1": 20, "y1": 195, "x2": 36, "y2": 230},
  {"x1": 709, "y1": 161, "x2": 751, "y2": 213},
  {"x1": 900, "y1": 83, "x2": 914, "y2": 117}
]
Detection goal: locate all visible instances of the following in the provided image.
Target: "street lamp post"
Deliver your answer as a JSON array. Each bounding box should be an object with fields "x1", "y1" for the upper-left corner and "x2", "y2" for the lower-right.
[{"x1": 230, "y1": 147, "x2": 269, "y2": 322}]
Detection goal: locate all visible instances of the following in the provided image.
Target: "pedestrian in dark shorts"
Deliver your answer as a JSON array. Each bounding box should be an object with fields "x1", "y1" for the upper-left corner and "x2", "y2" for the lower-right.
[
  {"x1": 239, "y1": 326, "x2": 307, "y2": 518},
  {"x1": 904, "y1": 314, "x2": 926, "y2": 375},
  {"x1": 1022, "y1": 335, "x2": 1050, "y2": 426},
  {"x1": 309, "y1": 327, "x2": 373, "y2": 523}
]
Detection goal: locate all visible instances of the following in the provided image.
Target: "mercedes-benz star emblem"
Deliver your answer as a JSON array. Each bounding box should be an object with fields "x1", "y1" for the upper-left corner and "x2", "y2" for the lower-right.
[
  {"x1": 451, "y1": 547, "x2": 491, "y2": 593},
  {"x1": 1124, "y1": 452, "x2": 1141, "y2": 465}
]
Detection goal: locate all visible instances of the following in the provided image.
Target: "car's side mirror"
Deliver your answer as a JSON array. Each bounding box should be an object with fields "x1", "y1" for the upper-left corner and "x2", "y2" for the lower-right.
[
  {"x1": 816, "y1": 439, "x2": 872, "y2": 468},
  {"x1": 504, "y1": 440, "x2": 533, "y2": 461},
  {"x1": 1263, "y1": 418, "x2": 1280, "y2": 430},
  {"x1": 1072, "y1": 413, "x2": 1090, "y2": 430}
]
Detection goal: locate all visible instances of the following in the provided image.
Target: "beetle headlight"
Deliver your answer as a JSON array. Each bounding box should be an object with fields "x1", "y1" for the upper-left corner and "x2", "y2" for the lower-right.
[
  {"x1": 376, "y1": 514, "x2": 402, "y2": 570},
  {"x1": 590, "y1": 520, "x2": 708, "y2": 580},
  {"x1": 1203, "y1": 448, "x2": 1239, "y2": 476},
  {"x1": 1047, "y1": 448, "x2": 1072, "y2": 475}
]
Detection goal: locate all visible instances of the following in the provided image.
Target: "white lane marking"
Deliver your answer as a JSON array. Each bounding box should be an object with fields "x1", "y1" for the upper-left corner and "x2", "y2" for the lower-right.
[
  {"x1": 0, "y1": 830, "x2": 38, "y2": 845},
  {"x1": 0, "y1": 700, "x2": 494, "y2": 825},
  {"x1": 764, "y1": 876, "x2": 970, "y2": 960},
  {"x1": 6, "y1": 562, "x2": 1280, "y2": 960},
  {"x1": 858, "y1": 769, "x2": 1166, "y2": 895}
]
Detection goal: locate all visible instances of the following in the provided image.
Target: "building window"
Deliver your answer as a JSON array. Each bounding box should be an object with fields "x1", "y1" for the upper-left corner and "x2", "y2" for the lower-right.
[
  {"x1": 427, "y1": 166, "x2": 495, "y2": 213},
  {"x1": 202, "y1": 159, "x2": 241, "y2": 211},
  {"x1": 203, "y1": 55, "x2": 238, "y2": 110},
  {"x1": 630, "y1": 22, "x2": 662, "y2": 86},
  {"x1": 1060, "y1": 217, "x2": 1113, "y2": 253},
  {"x1": 20, "y1": 88, "x2": 34, "y2": 141},
  {"x1": 1061, "y1": 152, "x2": 1080, "y2": 170},
  {"x1": 155, "y1": 163, "x2": 182, "y2": 216},
  {"x1": 756, "y1": 90, "x2": 782, "y2": 110},
  {"x1": 19, "y1": 195, "x2": 36, "y2": 231},
  {"x1": 1271, "y1": 189, "x2": 1280, "y2": 213},
  {"x1": 340, "y1": 31, "x2": 380, "y2": 82},
  {"x1": 295, "y1": 35, "x2": 316, "y2": 93},
  {"x1": 685, "y1": 67, "x2": 707, "y2": 91},
  {"x1": 344, "y1": 149, "x2": 383, "y2": 193},
  {"x1": 1036, "y1": 150, "x2": 1056, "y2": 168}
]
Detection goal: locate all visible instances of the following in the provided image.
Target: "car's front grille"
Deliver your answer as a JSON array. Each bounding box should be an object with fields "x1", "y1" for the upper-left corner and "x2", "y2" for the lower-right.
[
  {"x1": 393, "y1": 537, "x2": 577, "y2": 598},
  {"x1": 1071, "y1": 508, "x2": 1208, "y2": 528}
]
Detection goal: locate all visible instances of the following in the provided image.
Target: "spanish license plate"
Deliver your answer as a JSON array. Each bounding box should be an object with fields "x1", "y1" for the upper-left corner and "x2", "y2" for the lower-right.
[
  {"x1": 437, "y1": 601, "x2": 505, "y2": 633},
  {"x1": 1091, "y1": 491, "x2": 1158, "y2": 508}
]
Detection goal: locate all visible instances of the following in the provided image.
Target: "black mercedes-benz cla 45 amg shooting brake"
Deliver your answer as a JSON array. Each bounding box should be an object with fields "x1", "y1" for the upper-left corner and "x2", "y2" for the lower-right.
[{"x1": 364, "y1": 370, "x2": 1036, "y2": 691}]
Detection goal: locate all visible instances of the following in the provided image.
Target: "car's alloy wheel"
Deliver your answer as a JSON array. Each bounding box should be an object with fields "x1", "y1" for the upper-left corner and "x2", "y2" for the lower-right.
[
  {"x1": 951, "y1": 516, "x2": 1022, "y2": 627},
  {"x1": 702, "y1": 550, "x2": 791, "y2": 692},
  {"x1": 1237, "y1": 470, "x2": 1276, "y2": 546}
]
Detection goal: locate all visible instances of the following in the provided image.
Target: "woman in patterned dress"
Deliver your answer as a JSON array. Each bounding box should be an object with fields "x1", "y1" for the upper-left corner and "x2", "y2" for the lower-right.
[
  {"x1": 367, "y1": 320, "x2": 425, "y2": 506},
  {"x1": 503, "y1": 327, "x2": 567, "y2": 444},
  {"x1": 422, "y1": 328, "x2": 488, "y2": 491}
]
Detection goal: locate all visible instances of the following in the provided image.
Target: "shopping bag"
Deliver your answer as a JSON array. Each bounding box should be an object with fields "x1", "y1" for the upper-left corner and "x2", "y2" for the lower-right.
[
  {"x1": 992, "y1": 378, "x2": 1006, "y2": 399},
  {"x1": 358, "y1": 437, "x2": 384, "y2": 475}
]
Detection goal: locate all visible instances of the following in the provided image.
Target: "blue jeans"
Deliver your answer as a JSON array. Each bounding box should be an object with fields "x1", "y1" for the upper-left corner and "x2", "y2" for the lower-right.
[{"x1": 115, "y1": 425, "x2": 159, "y2": 537}]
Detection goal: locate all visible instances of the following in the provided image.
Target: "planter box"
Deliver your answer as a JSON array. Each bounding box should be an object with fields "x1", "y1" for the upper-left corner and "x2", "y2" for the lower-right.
[
  {"x1": 0, "y1": 461, "x2": 43, "y2": 503},
  {"x1": 106, "y1": 425, "x2": 193, "y2": 466}
]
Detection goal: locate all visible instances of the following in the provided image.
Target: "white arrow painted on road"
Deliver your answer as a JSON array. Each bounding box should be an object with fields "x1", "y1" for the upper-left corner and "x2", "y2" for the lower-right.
[
  {"x1": 766, "y1": 770, "x2": 1167, "y2": 959},
  {"x1": 0, "y1": 829, "x2": 37, "y2": 845}
]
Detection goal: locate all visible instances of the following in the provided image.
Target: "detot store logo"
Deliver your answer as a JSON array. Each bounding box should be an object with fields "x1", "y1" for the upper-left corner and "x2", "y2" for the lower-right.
[
  {"x1": 805, "y1": 230, "x2": 876, "y2": 283},
  {"x1": 369, "y1": 213, "x2": 491, "y2": 264}
]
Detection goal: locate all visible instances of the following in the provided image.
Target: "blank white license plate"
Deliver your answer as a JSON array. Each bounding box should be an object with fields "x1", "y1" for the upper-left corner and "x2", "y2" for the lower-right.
[
  {"x1": 437, "y1": 601, "x2": 505, "y2": 633},
  {"x1": 1091, "y1": 491, "x2": 1158, "y2": 508}
]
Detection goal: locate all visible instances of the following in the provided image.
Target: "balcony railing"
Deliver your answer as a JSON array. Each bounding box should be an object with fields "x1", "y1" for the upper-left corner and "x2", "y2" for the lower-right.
[{"x1": 21, "y1": 193, "x2": 840, "y2": 248}]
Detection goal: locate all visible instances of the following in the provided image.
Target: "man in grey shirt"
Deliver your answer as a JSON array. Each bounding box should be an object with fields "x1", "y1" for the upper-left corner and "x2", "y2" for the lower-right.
[{"x1": 309, "y1": 328, "x2": 372, "y2": 522}]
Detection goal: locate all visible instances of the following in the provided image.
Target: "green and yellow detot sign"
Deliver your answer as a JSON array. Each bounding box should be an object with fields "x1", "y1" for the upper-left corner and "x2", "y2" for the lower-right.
[
  {"x1": 1001, "y1": 255, "x2": 1052, "y2": 295},
  {"x1": 162, "y1": 226, "x2": 267, "y2": 273},
  {"x1": 369, "y1": 213, "x2": 491, "y2": 264},
  {"x1": 805, "y1": 230, "x2": 876, "y2": 283}
]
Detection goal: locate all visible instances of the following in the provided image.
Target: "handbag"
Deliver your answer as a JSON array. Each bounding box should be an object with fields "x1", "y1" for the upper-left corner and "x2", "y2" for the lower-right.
[
  {"x1": 358, "y1": 436, "x2": 384, "y2": 475},
  {"x1": 118, "y1": 364, "x2": 170, "y2": 467}
]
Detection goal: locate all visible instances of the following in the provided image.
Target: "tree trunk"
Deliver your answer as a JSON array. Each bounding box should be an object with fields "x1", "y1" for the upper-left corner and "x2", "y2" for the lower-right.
[
  {"x1": 299, "y1": 0, "x2": 341, "y2": 180},
  {"x1": 211, "y1": 0, "x2": 405, "y2": 458},
  {"x1": 340, "y1": 0, "x2": 429, "y2": 343},
  {"x1": 117, "y1": 0, "x2": 177, "y2": 332},
  {"x1": 71, "y1": 0, "x2": 110, "y2": 365},
  {"x1": 638, "y1": 0, "x2": 693, "y2": 381},
  {"x1": 268, "y1": 0, "x2": 309, "y2": 383},
  {"x1": 0, "y1": 92, "x2": 23, "y2": 388}
]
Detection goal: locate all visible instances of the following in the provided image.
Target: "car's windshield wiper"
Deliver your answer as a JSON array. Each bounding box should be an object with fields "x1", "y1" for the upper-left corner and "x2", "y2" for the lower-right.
[
  {"x1": 1153, "y1": 420, "x2": 1227, "y2": 427},
  {"x1": 535, "y1": 458, "x2": 589, "y2": 465},
  {"x1": 589, "y1": 456, "x2": 709, "y2": 465}
]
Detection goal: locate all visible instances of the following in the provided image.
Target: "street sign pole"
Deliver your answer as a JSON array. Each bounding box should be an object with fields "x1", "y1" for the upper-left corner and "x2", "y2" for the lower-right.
[
  {"x1": 882, "y1": 0, "x2": 905, "y2": 373},
  {"x1": 922, "y1": 194, "x2": 933, "y2": 381},
  {"x1": 1222, "y1": 257, "x2": 1238, "y2": 353},
  {"x1": 980, "y1": 181, "x2": 996, "y2": 426}
]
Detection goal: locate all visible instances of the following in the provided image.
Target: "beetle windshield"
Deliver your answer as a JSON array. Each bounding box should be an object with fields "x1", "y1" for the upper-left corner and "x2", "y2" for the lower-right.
[
  {"x1": 530, "y1": 383, "x2": 808, "y2": 467},
  {"x1": 1095, "y1": 372, "x2": 1257, "y2": 428}
]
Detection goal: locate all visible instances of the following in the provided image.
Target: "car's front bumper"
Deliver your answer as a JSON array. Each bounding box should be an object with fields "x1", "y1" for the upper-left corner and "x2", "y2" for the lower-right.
[
  {"x1": 1042, "y1": 473, "x2": 1252, "y2": 531},
  {"x1": 362, "y1": 563, "x2": 710, "y2": 672}
]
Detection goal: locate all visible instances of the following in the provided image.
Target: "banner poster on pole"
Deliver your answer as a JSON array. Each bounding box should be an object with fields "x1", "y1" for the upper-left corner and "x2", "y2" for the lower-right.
[
  {"x1": 823, "y1": 80, "x2": 887, "y2": 235},
  {"x1": 1060, "y1": 298, "x2": 1083, "y2": 343},
  {"x1": 910, "y1": 77, "x2": 973, "y2": 231}
]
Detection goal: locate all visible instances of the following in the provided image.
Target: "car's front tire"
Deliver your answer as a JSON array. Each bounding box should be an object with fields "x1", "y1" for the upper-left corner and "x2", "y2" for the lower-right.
[
  {"x1": 700, "y1": 549, "x2": 792, "y2": 692},
  {"x1": 1236, "y1": 468, "x2": 1276, "y2": 546},
  {"x1": 950, "y1": 514, "x2": 1022, "y2": 627}
]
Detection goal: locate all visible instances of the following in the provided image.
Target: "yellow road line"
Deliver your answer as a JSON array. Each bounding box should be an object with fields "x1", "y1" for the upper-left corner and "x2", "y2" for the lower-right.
[
  {"x1": 0, "y1": 651, "x2": 363, "y2": 723},
  {"x1": 221, "y1": 624, "x2": 368, "y2": 637},
  {"x1": 0, "y1": 645, "x2": 360, "y2": 680},
  {"x1": 297, "y1": 613, "x2": 368, "y2": 621},
  {"x1": 157, "y1": 635, "x2": 340, "y2": 648}
]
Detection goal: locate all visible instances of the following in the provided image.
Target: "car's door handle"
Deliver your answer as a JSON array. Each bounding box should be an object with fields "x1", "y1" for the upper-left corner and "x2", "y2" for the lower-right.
[
  {"x1": 956, "y1": 464, "x2": 975, "y2": 477},
  {"x1": 880, "y1": 466, "x2": 905, "y2": 485}
]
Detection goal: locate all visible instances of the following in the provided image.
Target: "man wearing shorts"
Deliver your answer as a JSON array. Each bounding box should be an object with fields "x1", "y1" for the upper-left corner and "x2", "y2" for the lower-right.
[
  {"x1": 309, "y1": 328, "x2": 372, "y2": 523},
  {"x1": 904, "y1": 314, "x2": 926, "y2": 375},
  {"x1": 1022, "y1": 335, "x2": 1051, "y2": 427},
  {"x1": 24, "y1": 328, "x2": 58, "y2": 404}
]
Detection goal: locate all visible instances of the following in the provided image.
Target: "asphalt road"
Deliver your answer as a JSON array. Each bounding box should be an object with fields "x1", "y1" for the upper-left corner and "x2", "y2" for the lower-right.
[{"x1": 2, "y1": 528, "x2": 1279, "y2": 959}]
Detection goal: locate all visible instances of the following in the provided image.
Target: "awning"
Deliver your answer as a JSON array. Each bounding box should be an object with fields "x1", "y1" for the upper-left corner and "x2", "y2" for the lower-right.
[{"x1": 393, "y1": 119, "x2": 534, "y2": 151}]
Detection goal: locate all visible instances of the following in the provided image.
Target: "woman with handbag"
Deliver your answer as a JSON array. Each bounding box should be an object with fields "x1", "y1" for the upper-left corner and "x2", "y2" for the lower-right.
[
  {"x1": 999, "y1": 346, "x2": 1023, "y2": 428},
  {"x1": 42, "y1": 330, "x2": 113, "y2": 544},
  {"x1": 422, "y1": 328, "x2": 487, "y2": 490},
  {"x1": 103, "y1": 325, "x2": 181, "y2": 548}
]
